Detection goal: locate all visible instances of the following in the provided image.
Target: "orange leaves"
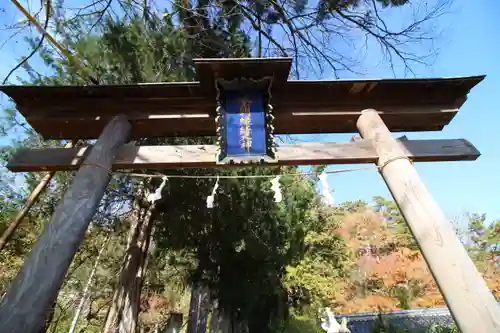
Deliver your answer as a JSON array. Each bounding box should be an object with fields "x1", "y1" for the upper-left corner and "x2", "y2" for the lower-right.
[{"x1": 330, "y1": 204, "x2": 499, "y2": 314}]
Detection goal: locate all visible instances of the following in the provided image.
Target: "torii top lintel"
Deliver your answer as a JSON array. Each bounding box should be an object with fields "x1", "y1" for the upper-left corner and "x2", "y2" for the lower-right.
[
  {"x1": 0, "y1": 57, "x2": 485, "y2": 140},
  {"x1": 193, "y1": 57, "x2": 292, "y2": 95}
]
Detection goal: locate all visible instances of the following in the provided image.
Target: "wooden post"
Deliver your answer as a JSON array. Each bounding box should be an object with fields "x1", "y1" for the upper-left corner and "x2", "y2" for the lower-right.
[
  {"x1": 356, "y1": 109, "x2": 500, "y2": 333},
  {"x1": 0, "y1": 115, "x2": 130, "y2": 333}
]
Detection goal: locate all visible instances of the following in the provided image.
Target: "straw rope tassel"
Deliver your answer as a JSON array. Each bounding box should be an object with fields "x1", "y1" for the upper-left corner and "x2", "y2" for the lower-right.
[
  {"x1": 206, "y1": 176, "x2": 220, "y2": 208},
  {"x1": 319, "y1": 172, "x2": 335, "y2": 205}
]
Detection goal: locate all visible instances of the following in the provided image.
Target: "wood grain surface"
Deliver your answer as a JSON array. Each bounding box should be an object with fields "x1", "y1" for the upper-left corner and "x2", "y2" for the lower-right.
[
  {"x1": 7, "y1": 138, "x2": 480, "y2": 172},
  {"x1": 0, "y1": 115, "x2": 131, "y2": 333},
  {"x1": 357, "y1": 109, "x2": 500, "y2": 333}
]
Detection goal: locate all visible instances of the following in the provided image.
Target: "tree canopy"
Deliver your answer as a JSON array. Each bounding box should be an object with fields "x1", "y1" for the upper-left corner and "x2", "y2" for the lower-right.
[{"x1": 1, "y1": 0, "x2": 451, "y2": 86}]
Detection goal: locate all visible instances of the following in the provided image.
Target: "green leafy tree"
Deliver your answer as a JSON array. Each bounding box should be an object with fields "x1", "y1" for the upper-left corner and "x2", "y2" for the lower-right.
[
  {"x1": 283, "y1": 204, "x2": 352, "y2": 312},
  {"x1": 464, "y1": 213, "x2": 499, "y2": 273},
  {"x1": 373, "y1": 196, "x2": 417, "y2": 250}
]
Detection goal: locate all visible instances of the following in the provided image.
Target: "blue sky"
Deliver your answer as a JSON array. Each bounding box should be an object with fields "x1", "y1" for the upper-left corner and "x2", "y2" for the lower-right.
[
  {"x1": 0, "y1": 0, "x2": 499, "y2": 226},
  {"x1": 323, "y1": 0, "x2": 500, "y2": 224}
]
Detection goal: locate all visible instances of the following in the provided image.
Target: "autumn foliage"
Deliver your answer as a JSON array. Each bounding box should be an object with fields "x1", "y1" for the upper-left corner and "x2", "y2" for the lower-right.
[{"x1": 331, "y1": 201, "x2": 500, "y2": 314}]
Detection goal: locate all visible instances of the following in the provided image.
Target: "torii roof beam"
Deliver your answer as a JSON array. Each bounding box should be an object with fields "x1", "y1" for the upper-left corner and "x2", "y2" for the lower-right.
[{"x1": 0, "y1": 72, "x2": 484, "y2": 139}]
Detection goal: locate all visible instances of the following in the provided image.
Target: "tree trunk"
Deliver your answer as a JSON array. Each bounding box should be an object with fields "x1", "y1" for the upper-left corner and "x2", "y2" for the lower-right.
[
  {"x1": 103, "y1": 184, "x2": 155, "y2": 333},
  {"x1": 68, "y1": 234, "x2": 110, "y2": 333},
  {"x1": 219, "y1": 311, "x2": 240, "y2": 333},
  {"x1": 187, "y1": 283, "x2": 210, "y2": 333},
  {"x1": 210, "y1": 306, "x2": 221, "y2": 333},
  {"x1": 164, "y1": 313, "x2": 183, "y2": 333}
]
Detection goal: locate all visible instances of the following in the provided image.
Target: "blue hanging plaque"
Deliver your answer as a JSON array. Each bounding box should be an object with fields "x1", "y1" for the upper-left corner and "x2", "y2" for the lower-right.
[
  {"x1": 215, "y1": 78, "x2": 277, "y2": 164},
  {"x1": 225, "y1": 91, "x2": 266, "y2": 157}
]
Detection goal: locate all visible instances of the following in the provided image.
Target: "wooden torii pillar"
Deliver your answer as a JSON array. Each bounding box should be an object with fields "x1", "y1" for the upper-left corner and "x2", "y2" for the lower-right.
[
  {"x1": 0, "y1": 58, "x2": 498, "y2": 333},
  {"x1": 0, "y1": 115, "x2": 130, "y2": 333},
  {"x1": 357, "y1": 110, "x2": 500, "y2": 332}
]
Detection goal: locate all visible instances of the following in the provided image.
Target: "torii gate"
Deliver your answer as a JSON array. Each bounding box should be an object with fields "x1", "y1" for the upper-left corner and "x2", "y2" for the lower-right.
[{"x1": 0, "y1": 58, "x2": 498, "y2": 333}]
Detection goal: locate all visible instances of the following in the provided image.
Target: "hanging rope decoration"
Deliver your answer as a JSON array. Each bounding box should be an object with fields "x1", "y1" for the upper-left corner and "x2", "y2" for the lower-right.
[
  {"x1": 105, "y1": 161, "x2": 411, "y2": 208},
  {"x1": 206, "y1": 176, "x2": 220, "y2": 208},
  {"x1": 319, "y1": 172, "x2": 335, "y2": 205},
  {"x1": 117, "y1": 163, "x2": 380, "y2": 179},
  {"x1": 270, "y1": 176, "x2": 282, "y2": 203},
  {"x1": 319, "y1": 307, "x2": 350, "y2": 333},
  {"x1": 109, "y1": 164, "x2": 391, "y2": 208},
  {"x1": 206, "y1": 175, "x2": 281, "y2": 207},
  {"x1": 147, "y1": 176, "x2": 168, "y2": 203}
]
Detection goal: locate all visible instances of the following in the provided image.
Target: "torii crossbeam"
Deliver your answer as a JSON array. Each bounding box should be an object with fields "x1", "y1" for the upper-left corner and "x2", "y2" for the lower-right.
[{"x1": 0, "y1": 58, "x2": 498, "y2": 333}]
